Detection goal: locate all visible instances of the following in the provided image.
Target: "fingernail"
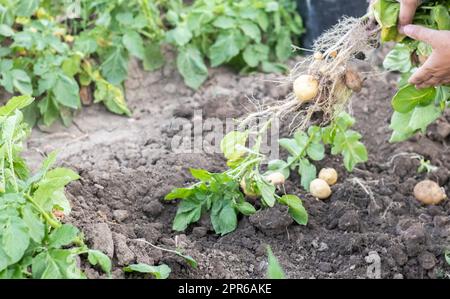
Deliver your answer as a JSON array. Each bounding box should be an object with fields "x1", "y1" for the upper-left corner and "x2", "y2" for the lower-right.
[{"x1": 403, "y1": 25, "x2": 414, "y2": 35}]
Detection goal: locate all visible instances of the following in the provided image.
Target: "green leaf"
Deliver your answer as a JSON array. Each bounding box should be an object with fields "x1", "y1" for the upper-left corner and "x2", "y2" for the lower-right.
[
  {"x1": 220, "y1": 131, "x2": 248, "y2": 162},
  {"x1": 209, "y1": 31, "x2": 246, "y2": 67},
  {"x1": 101, "y1": 47, "x2": 129, "y2": 85},
  {"x1": 48, "y1": 224, "x2": 79, "y2": 249},
  {"x1": 11, "y1": 69, "x2": 32, "y2": 95},
  {"x1": 189, "y1": 168, "x2": 212, "y2": 181},
  {"x1": 392, "y1": 84, "x2": 436, "y2": 113},
  {"x1": 383, "y1": 44, "x2": 412, "y2": 73},
  {"x1": 143, "y1": 43, "x2": 165, "y2": 71},
  {"x1": 0, "y1": 25, "x2": 14, "y2": 37},
  {"x1": 279, "y1": 195, "x2": 308, "y2": 225},
  {"x1": 299, "y1": 158, "x2": 316, "y2": 191},
  {"x1": 172, "y1": 197, "x2": 203, "y2": 231},
  {"x1": 32, "y1": 249, "x2": 85, "y2": 279},
  {"x1": 279, "y1": 138, "x2": 301, "y2": 157},
  {"x1": 275, "y1": 30, "x2": 292, "y2": 62},
  {"x1": 243, "y1": 44, "x2": 269, "y2": 68},
  {"x1": 177, "y1": 46, "x2": 208, "y2": 90},
  {"x1": 213, "y1": 16, "x2": 236, "y2": 29},
  {"x1": 15, "y1": 0, "x2": 40, "y2": 17},
  {"x1": 445, "y1": 250, "x2": 450, "y2": 265},
  {"x1": 0, "y1": 95, "x2": 34, "y2": 116},
  {"x1": 240, "y1": 21, "x2": 261, "y2": 42},
  {"x1": 52, "y1": 73, "x2": 80, "y2": 110},
  {"x1": 306, "y1": 142, "x2": 325, "y2": 161},
  {"x1": 93, "y1": 76, "x2": 131, "y2": 116},
  {"x1": 266, "y1": 246, "x2": 285, "y2": 279},
  {"x1": 261, "y1": 62, "x2": 288, "y2": 74},
  {"x1": 165, "y1": 188, "x2": 193, "y2": 200},
  {"x1": 88, "y1": 250, "x2": 112, "y2": 275},
  {"x1": 235, "y1": 201, "x2": 256, "y2": 216},
  {"x1": 22, "y1": 205, "x2": 45, "y2": 243},
  {"x1": 332, "y1": 131, "x2": 368, "y2": 171},
  {"x1": 166, "y1": 27, "x2": 193, "y2": 47},
  {"x1": 266, "y1": 159, "x2": 290, "y2": 179},
  {"x1": 122, "y1": 30, "x2": 145, "y2": 60},
  {"x1": 210, "y1": 200, "x2": 238, "y2": 235},
  {"x1": 432, "y1": 5, "x2": 450, "y2": 30},
  {"x1": 124, "y1": 263, "x2": 171, "y2": 279},
  {"x1": 176, "y1": 253, "x2": 198, "y2": 269},
  {"x1": 0, "y1": 216, "x2": 29, "y2": 270},
  {"x1": 256, "y1": 177, "x2": 276, "y2": 207}
]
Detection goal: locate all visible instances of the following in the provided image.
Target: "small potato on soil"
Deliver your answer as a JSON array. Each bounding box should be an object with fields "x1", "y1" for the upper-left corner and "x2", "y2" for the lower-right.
[
  {"x1": 265, "y1": 172, "x2": 286, "y2": 186},
  {"x1": 318, "y1": 168, "x2": 338, "y2": 185},
  {"x1": 310, "y1": 179, "x2": 332, "y2": 199},
  {"x1": 293, "y1": 75, "x2": 319, "y2": 103},
  {"x1": 413, "y1": 180, "x2": 446, "y2": 205}
]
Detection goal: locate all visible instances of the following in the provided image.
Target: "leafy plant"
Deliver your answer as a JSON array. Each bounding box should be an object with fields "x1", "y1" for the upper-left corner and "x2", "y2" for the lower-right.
[
  {"x1": 165, "y1": 122, "x2": 308, "y2": 236},
  {"x1": 445, "y1": 250, "x2": 450, "y2": 265},
  {"x1": 0, "y1": 95, "x2": 111, "y2": 278},
  {"x1": 164, "y1": 0, "x2": 304, "y2": 89},
  {"x1": 124, "y1": 263, "x2": 171, "y2": 279},
  {"x1": 271, "y1": 112, "x2": 368, "y2": 191},
  {"x1": 0, "y1": 0, "x2": 304, "y2": 126},
  {"x1": 373, "y1": 0, "x2": 450, "y2": 142},
  {"x1": 266, "y1": 246, "x2": 285, "y2": 279}
]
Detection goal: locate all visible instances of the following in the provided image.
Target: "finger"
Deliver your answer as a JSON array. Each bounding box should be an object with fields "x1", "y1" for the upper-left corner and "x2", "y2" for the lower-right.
[
  {"x1": 403, "y1": 25, "x2": 443, "y2": 46},
  {"x1": 409, "y1": 67, "x2": 432, "y2": 85},
  {"x1": 418, "y1": 76, "x2": 440, "y2": 88},
  {"x1": 398, "y1": 0, "x2": 419, "y2": 29}
]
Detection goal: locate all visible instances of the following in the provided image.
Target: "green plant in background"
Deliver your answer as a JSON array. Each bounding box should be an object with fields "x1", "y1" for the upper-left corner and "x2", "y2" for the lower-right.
[
  {"x1": 164, "y1": 0, "x2": 304, "y2": 89},
  {"x1": 373, "y1": 0, "x2": 450, "y2": 142},
  {"x1": 0, "y1": 0, "x2": 304, "y2": 126},
  {"x1": 0, "y1": 95, "x2": 111, "y2": 278}
]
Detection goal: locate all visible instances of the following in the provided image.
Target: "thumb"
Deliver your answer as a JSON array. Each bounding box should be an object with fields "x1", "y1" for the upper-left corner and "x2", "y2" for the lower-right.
[{"x1": 403, "y1": 25, "x2": 442, "y2": 46}]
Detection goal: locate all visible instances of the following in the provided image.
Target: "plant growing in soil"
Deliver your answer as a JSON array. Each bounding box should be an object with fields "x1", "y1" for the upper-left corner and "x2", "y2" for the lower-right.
[
  {"x1": 123, "y1": 263, "x2": 171, "y2": 279},
  {"x1": 166, "y1": 124, "x2": 308, "y2": 236},
  {"x1": 0, "y1": 95, "x2": 111, "y2": 278}
]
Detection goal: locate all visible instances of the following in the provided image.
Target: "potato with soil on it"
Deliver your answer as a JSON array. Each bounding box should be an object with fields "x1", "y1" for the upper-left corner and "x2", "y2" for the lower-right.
[
  {"x1": 344, "y1": 68, "x2": 363, "y2": 93},
  {"x1": 293, "y1": 75, "x2": 319, "y2": 102},
  {"x1": 318, "y1": 168, "x2": 338, "y2": 185},
  {"x1": 310, "y1": 179, "x2": 332, "y2": 199},
  {"x1": 413, "y1": 180, "x2": 446, "y2": 205}
]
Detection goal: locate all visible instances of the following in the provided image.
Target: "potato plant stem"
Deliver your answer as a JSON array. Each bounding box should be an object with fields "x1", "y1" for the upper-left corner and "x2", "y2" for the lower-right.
[{"x1": 24, "y1": 194, "x2": 61, "y2": 229}]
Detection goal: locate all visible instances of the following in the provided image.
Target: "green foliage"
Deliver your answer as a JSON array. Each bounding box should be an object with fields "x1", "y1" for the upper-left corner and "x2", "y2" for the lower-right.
[
  {"x1": 123, "y1": 263, "x2": 171, "y2": 279},
  {"x1": 165, "y1": 0, "x2": 304, "y2": 89},
  {"x1": 266, "y1": 246, "x2": 285, "y2": 279},
  {"x1": 0, "y1": 95, "x2": 111, "y2": 278},
  {"x1": 373, "y1": 0, "x2": 450, "y2": 142},
  {"x1": 274, "y1": 112, "x2": 367, "y2": 192},
  {"x1": 0, "y1": 0, "x2": 304, "y2": 126},
  {"x1": 166, "y1": 125, "x2": 308, "y2": 236}
]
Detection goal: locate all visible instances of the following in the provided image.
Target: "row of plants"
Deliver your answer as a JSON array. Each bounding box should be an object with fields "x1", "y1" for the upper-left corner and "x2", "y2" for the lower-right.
[{"x1": 0, "y1": 0, "x2": 304, "y2": 127}]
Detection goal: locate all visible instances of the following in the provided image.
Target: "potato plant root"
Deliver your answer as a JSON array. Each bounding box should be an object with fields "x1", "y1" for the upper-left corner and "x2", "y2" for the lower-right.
[
  {"x1": 240, "y1": 17, "x2": 380, "y2": 133},
  {"x1": 20, "y1": 54, "x2": 450, "y2": 279}
]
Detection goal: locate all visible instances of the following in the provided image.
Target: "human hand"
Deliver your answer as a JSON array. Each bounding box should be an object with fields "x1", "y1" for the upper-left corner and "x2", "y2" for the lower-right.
[
  {"x1": 397, "y1": 0, "x2": 421, "y2": 34},
  {"x1": 403, "y1": 25, "x2": 450, "y2": 88}
]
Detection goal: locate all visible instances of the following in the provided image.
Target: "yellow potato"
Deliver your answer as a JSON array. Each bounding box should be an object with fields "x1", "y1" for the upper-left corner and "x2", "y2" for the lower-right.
[
  {"x1": 310, "y1": 179, "x2": 332, "y2": 199},
  {"x1": 318, "y1": 168, "x2": 338, "y2": 185},
  {"x1": 265, "y1": 172, "x2": 286, "y2": 186},
  {"x1": 293, "y1": 75, "x2": 319, "y2": 102},
  {"x1": 413, "y1": 180, "x2": 446, "y2": 205}
]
